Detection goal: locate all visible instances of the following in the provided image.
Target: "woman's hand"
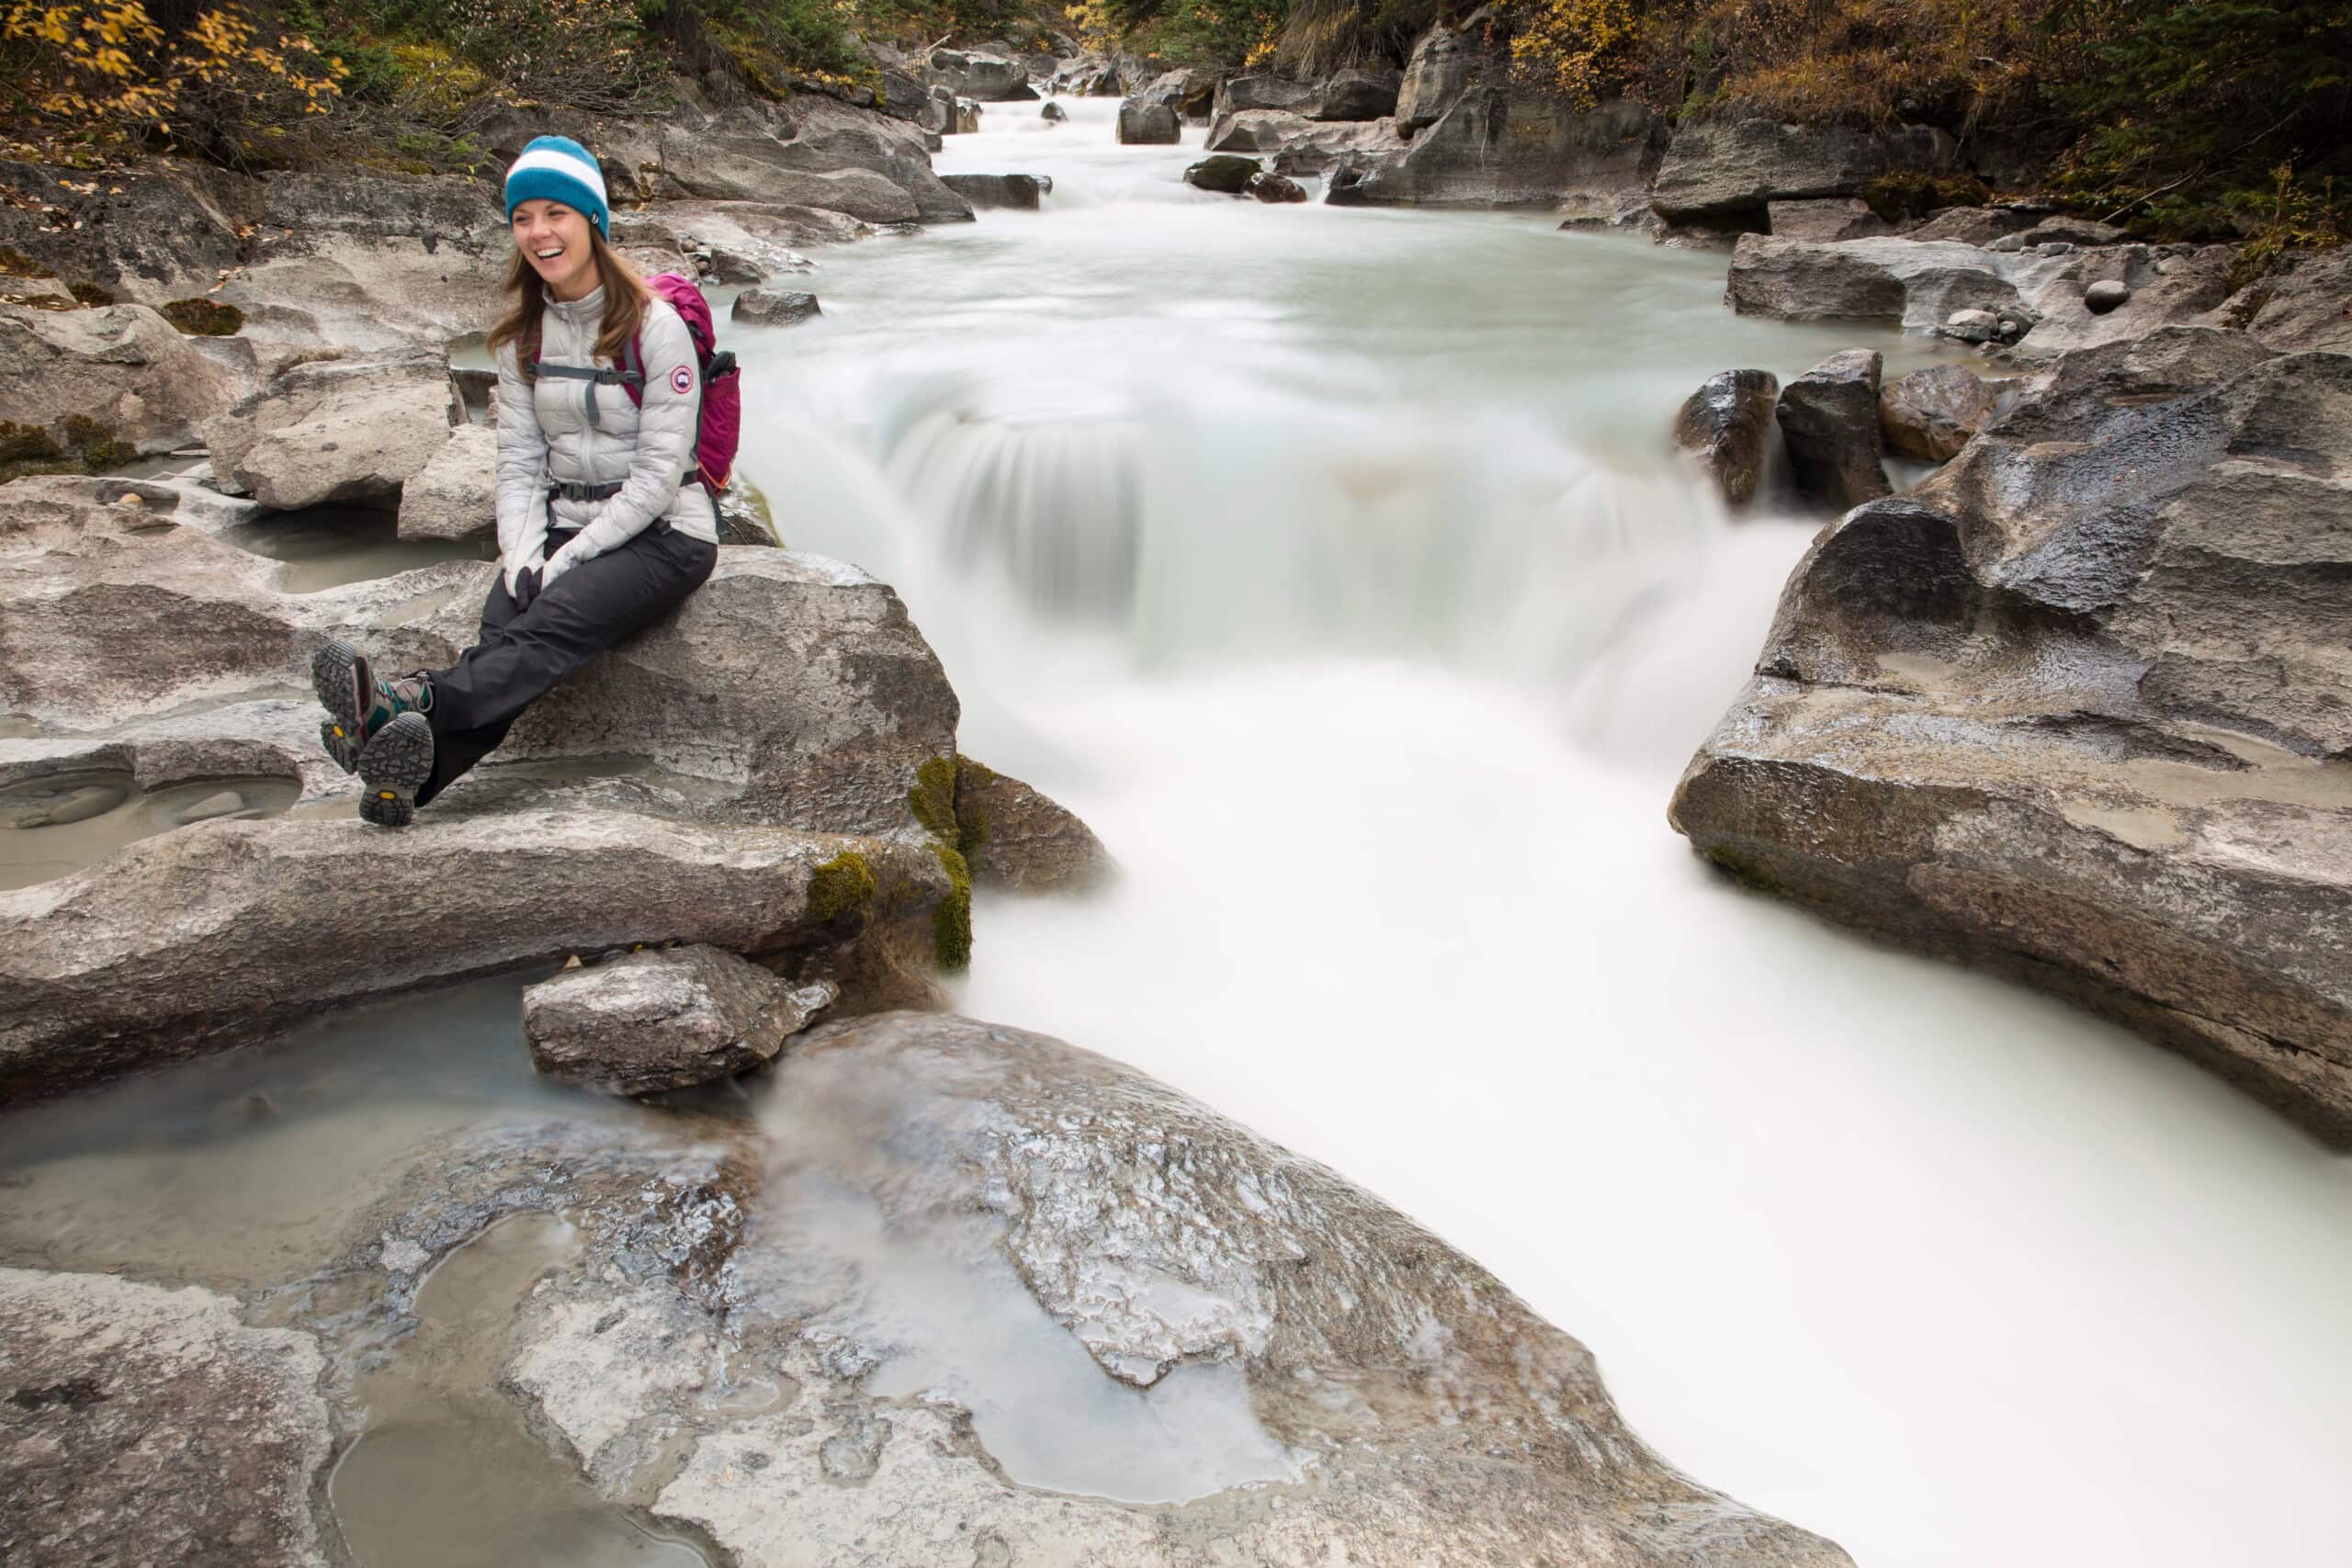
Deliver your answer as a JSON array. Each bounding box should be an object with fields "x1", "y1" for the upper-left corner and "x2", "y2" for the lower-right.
[{"x1": 503, "y1": 547, "x2": 546, "y2": 605}]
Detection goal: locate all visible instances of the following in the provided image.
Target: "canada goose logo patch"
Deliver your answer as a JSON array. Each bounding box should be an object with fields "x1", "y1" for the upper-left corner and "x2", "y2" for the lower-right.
[{"x1": 670, "y1": 365, "x2": 695, "y2": 395}]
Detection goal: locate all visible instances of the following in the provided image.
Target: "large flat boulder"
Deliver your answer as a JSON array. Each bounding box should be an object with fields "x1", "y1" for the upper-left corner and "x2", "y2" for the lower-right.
[
  {"x1": 0, "y1": 479, "x2": 960, "y2": 831},
  {"x1": 1328, "y1": 92, "x2": 1657, "y2": 208},
  {"x1": 0, "y1": 809, "x2": 951, "y2": 1104},
  {"x1": 0, "y1": 158, "x2": 262, "y2": 307},
  {"x1": 1672, "y1": 329, "x2": 2352, "y2": 1145},
  {"x1": 226, "y1": 363, "x2": 456, "y2": 510},
  {"x1": 1652, "y1": 115, "x2": 1956, "y2": 223},
  {"x1": 0, "y1": 1268, "x2": 331, "y2": 1566},
  {"x1": 1726, "y1": 232, "x2": 2076, "y2": 333},
  {"x1": 500, "y1": 1010, "x2": 1854, "y2": 1567},
  {"x1": 216, "y1": 173, "x2": 509, "y2": 353},
  {"x1": 0, "y1": 302, "x2": 240, "y2": 453}
]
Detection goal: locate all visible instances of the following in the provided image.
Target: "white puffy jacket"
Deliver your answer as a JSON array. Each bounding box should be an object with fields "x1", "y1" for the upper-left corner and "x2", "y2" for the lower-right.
[{"x1": 492, "y1": 282, "x2": 718, "y2": 583}]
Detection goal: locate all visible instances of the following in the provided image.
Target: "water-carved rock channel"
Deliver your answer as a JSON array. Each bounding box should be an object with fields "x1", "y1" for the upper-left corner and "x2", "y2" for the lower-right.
[{"x1": 1, "y1": 96, "x2": 2347, "y2": 1568}]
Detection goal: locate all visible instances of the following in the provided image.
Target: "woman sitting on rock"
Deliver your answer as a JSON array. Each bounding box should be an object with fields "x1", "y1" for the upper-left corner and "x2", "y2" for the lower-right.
[{"x1": 311, "y1": 134, "x2": 719, "y2": 826}]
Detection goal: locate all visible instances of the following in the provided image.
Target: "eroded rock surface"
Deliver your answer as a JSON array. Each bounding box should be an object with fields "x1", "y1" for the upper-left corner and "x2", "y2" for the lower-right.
[
  {"x1": 1879, "y1": 364, "x2": 1997, "y2": 461},
  {"x1": 1673, "y1": 328, "x2": 2352, "y2": 1144},
  {"x1": 0, "y1": 302, "x2": 240, "y2": 452},
  {"x1": 1776, "y1": 349, "x2": 1890, "y2": 512},
  {"x1": 0, "y1": 1269, "x2": 332, "y2": 1567},
  {"x1": 501, "y1": 1011, "x2": 1855, "y2": 1567},
  {"x1": 1653, "y1": 115, "x2": 1954, "y2": 224}
]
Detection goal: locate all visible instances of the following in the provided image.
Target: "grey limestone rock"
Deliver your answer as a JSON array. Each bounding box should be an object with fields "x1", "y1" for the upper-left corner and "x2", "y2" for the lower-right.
[
  {"x1": 1316, "y1": 66, "x2": 1403, "y2": 122},
  {"x1": 1653, "y1": 114, "x2": 1956, "y2": 223},
  {"x1": 524, "y1": 944, "x2": 836, "y2": 1095},
  {"x1": 1673, "y1": 327, "x2": 2352, "y2": 1145},
  {"x1": 396, "y1": 421, "x2": 496, "y2": 542},
  {"x1": 203, "y1": 352, "x2": 454, "y2": 508},
  {"x1": 1326, "y1": 92, "x2": 1654, "y2": 209},
  {"x1": 1726, "y1": 233, "x2": 2075, "y2": 334},
  {"x1": 1767, "y1": 197, "x2": 1890, "y2": 242},
  {"x1": 924, "y1": 50, "x2": 1032, "y2": 102},
  {"x1": 1671, "y1": 367, "x2": 1781, "y2": 508},
  {"x1": 1117, "y1": 98, "x2": 1181, "y2": 145},
  {"x1": 1396, "y1": 11, "x2": 1487, "y2": 134},
  {"x1": 1776, "y1": 349, "x2": 1891, "y2": 512},
  {"x1": 0, "y1": 302, "x2": 241, "y2": 453},
  {"x1": 0, "y1": 1269, "x2": 332, "y2": 1567}
]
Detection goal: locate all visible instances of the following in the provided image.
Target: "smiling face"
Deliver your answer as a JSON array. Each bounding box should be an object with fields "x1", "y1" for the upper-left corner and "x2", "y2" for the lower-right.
[{"x1": 511, "y1": 198, "x2": 599, "y2": 301}]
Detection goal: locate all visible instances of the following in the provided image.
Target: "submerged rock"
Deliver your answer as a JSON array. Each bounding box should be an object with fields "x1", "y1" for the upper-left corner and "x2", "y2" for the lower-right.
[
  {"x1": 942, "y1": 173, "x2": 1051, "y2": 210},
  {"x1": 731, "y1": 286, "x2": 822, "y2": 326},
  {"x1": 1185, "y1": 154, "x2": 1261, "y2": 195},
  {"x1": 950, "y1": 756, "x2": 1114, "y2": 893},
  {"x1": 0, "y1": 1268, "x2": 331, "y2": 1566},
  {"x1": 499, "y1": 1010, "x2": 1856, "y2": 1567},
  {"x1": 1673, "y1": 328, "x2": 2352, "y2": 1145},
  {"x1": 1879, "y1": 364, "x2": 1997, "y2": 461},
  {"x1": 1776, "y1": 349, "x2": 1890, "y2": 512},
  {"x1": 524, "y1": 944, "x2": 835, "y2": 1095},
  {"x1": 1671, "y1": 367, "x2": 1781, "y2": 508},
  {"x1": 1246, "y1": 171, "x2": 1309, "y2": 204}
]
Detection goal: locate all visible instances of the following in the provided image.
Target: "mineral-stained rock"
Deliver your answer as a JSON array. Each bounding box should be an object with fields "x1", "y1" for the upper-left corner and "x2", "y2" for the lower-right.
[
  {"x1": 0, "y1": 1268, "x2": 331, "y2": 1567},
  {"x1": 1877, "y1": 364, "x2": 1997, "y2": 462},
  {"x1": 1117, "y1": 98, "x2": 1181, "y2": 145},
  {"x1": 0, "y1": 810, "x2": 950, "y2": 1104},
  {"x1": 1776, "y1": 349, "x2": 1890, "y2": 511},
  {"x1": 1673, "y1": 328, "x2": 2352, "y2": 1145},
  {"x1": 1246, "y1": 171, "x2": 1310, "y2": 204},
  {"x1": 1671, "y1": 367, "x2": 1781, "y2": 508},
  {"x1": 500, "y1": 1010, "x2": 1855, "y2": 1568},
  {"x1": 1653, "y1": 115, "x2": 1956, "y2": 223},
  {"x1": 396, "y1": 422, "x2": 496, "y2": 542},
  {"x1": 0, "y1": 302, "x2": 239, "y2": 452},
  {"x1": 524, "y1": 944, "x2": 836, "y2": 1094}
]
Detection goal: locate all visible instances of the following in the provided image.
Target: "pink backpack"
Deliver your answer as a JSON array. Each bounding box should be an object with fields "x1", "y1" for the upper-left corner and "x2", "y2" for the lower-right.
[{"x1": 618, "y1": 273, "x2": 741, "y2": 492}]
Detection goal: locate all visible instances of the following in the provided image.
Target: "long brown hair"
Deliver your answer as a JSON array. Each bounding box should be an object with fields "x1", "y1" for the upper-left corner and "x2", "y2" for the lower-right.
[{"x1": 486, "y1": 224, "x2": 650, "y2": 379}]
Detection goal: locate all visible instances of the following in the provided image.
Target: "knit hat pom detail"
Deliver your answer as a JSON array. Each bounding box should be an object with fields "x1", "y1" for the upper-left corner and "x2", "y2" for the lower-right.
[{"x1": 505, "y1": 135, "x2": 611, "y2": 239}]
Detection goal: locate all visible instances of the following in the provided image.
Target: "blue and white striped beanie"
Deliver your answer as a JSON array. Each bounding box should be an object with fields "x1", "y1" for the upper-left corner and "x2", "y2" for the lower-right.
[{"x1": 504, "y1": 135, "x2": 610, "y2": 238}]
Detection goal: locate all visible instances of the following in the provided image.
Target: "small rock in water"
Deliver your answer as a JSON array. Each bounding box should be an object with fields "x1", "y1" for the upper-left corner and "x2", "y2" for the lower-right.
[
  {"x1": 4, "y1": 781, "x2": 128, "y2": 829},
  {"x1": 1117, "y1": 98, "x2": 1180, "y2": 145},
  {"x1": 1245, "y1": 171, "x2": 1309, "y2": 204},
  {"x1": 1184, "y1": 154, "x2": 1260, "y2": 195},
  {"x1": 523, "y1": 944, "x2": 835, "y2": 1097},
  {"x1": 731, "y1": 288, "x2": 821, "y2": 327},
  {"x1": 174, "y1": 789, "x2": 247, "y2": 826},
  {"x1": 1671, "y1": 368, "x2": 1781, "y2": 509},
  {"x1": 941, "y1": 174, "x2": 1051, "y2": 211},
  {"x1": 1040, "y1": 102, "x2": 1066, "y2": 122},
  {"x1": 1941, "y1": 307, "x2": 2002, "y2": 344},
  {"x1": 2085, "y1": 278, "x2": 2132, "y2": 314}
]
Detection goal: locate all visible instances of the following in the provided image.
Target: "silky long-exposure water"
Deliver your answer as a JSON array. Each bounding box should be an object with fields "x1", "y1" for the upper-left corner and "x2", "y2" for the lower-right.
[{"x1": 727, "y1": 96, "x2": 2352, "y2": 1568}]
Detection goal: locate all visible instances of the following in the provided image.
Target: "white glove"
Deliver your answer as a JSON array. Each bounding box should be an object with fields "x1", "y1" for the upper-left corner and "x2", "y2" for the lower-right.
[{"x1": 539, "y1": 541, "x2": 584, "y2": 591}]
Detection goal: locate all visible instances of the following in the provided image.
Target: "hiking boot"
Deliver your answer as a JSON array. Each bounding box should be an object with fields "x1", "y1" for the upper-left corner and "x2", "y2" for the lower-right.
[
  {"x1": 356, "y1": 711, "x2": 435, "y2": 828},
  {"x1": 312, "y1": 640, "x2": 430, "y2": 773}
]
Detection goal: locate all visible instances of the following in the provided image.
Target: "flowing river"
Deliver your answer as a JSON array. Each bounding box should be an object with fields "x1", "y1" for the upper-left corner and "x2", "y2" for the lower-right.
[
  {"x1": 2, "y1": 94, "x2": 2345, "y2": 1568},
  {"x1": 749, "y1": 96, "x2": 2352, "y2": 1568}
]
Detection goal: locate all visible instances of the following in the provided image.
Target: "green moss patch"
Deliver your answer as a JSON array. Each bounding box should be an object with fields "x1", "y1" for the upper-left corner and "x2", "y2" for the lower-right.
[
  {"x1": 808, "y1": 849, "x2": 877, "y2": 924},
  {"x1": 908, "y1": 754, "x2": 959, "y2": 842},
  {"x1": 160, "y1": 298, "x2": 244, "y2": 336},
  {"x1": 68, "y1": 282, "x2": 115, "y2": 307},
  {"x1": 1864, "y1": 173, "x2": 1995, "y2": 225},
  {"x1": 0, "y1": 416, "x2": 133, "y2": 482},
  {"x1": 1703, "y1": 844, "x2": 1783, "y2": 897},
  {"x1": 930, "y1": 841, "x2": 972, "y2": 973}
]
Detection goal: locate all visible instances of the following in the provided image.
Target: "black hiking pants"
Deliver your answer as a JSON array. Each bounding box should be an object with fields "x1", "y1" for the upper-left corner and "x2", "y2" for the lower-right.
[{"x1": 417, "y1": 520, "x2": 717, "y2": 806}]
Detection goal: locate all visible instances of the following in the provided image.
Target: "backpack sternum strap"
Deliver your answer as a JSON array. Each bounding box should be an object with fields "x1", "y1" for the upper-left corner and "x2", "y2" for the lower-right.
[{"x1": 532, "y1": 359, "x2": 640, "y2": 430}]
